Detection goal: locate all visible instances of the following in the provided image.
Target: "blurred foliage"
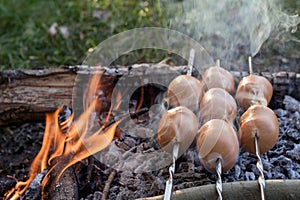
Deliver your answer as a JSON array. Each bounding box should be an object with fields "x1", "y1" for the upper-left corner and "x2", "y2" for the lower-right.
[
  {"x1": 0, "y1": 0, "x2": 298, "y2": 70},
  {"x1": 0, "y1": 0, "x2": 172, "y2": 69}
]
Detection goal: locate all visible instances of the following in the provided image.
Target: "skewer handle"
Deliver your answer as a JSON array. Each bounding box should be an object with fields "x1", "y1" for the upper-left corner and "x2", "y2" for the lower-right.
[
  {"x1": 216, "y1": 158, "x2": 223, "y2": 200},
  {"x1": 255, "y1": 134, "x2": 266, "y2": 200},
  {"x1": 163, "y1": 142, "x2": 179, "y2": 200}
]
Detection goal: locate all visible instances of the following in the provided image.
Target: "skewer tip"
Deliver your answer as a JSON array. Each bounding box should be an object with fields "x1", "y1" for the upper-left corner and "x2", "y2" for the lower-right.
[
  {"x1": 248, "y1": 56, "x2": 253, "y2": 74},
  {"x1": 216, "y1": 59, "x2": 220, "y2": 67},
  {"x1": 187, "y1": 49, "x2": 195, "y2": 76}
]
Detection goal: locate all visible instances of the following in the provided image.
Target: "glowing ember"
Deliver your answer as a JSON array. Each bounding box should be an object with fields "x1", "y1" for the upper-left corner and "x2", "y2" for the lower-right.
[{"x1": 5, "y1": 73, "x2": 121, "y2": 200}]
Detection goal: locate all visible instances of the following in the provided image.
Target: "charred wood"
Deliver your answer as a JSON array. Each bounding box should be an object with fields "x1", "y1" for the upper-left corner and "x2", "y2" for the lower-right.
[
  {"x1": 0, "y1": 65, "x2": 299, "y2": 126},
  {"x1": 44, "y1": 165, "x2": 78, "y2": 200}
]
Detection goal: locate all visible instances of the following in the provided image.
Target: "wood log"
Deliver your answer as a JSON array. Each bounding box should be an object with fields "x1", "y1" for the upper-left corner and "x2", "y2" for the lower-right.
[
  {"x1": 138, "y1": 179, "x2": 300, "y2": 200},
  {"x1": 0, "y1": 64, "x2": 299, "y2": 126},
  {"x1": 44, "y1": 165, "x2": 78, "y2": 200},
  {"x1": 0, "y1": 68, "x2": 76, "y2": 126},
  {"x1": 21, "y1": 167, "x2": 78, "y2": 200}
]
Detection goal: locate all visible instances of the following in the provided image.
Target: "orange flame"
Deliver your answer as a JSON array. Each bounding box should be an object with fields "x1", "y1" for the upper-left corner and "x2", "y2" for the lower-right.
[
  {"x1": 135, "y1": 85, "x2": 144, "y2": 112},
  {"x1": 5, "y1": 72, "x2": 120, "y2": 200}
]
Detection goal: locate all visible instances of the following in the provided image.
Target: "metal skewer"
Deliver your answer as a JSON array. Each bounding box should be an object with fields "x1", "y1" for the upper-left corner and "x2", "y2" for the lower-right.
[
  {"x1": 163, "y1": 49, "x2": 195, "y2": 200},
  {"x1": 216, "y1": 158, "x2": 223, "y2": 200},
  {"x1": 216, "y1": 59, "x2": 220, "y2": 68},
  {"x1": 248, "y1": 56, "x2": 253, "y2": 74},
  {"x1": 215, "y1": 58, "x2": 223, "y2": 200},
  {"x1": 255, "y1": 133, "x2": 266, "y2": 200},
  {"x1": 248, "y1": 56, "x2": 265, "y2": 200},
  {"x1": 163, "y1": 142, "x2": 179, "y2": 200},
  {"x1": 187, "y1": 49, "x2": 195, "y2": 76}
]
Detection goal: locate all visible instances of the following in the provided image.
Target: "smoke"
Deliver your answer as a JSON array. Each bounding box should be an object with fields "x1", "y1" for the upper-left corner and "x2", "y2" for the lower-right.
[{"x1": 166, "y1": 0, "x2": 299, "y2": 68}]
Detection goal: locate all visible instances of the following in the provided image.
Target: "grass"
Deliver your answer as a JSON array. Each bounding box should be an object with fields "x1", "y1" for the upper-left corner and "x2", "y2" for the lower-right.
[
  {"x1": 0, "y1": 0, "x2": 171, "y2": 70},
  {"x1": 0, "y1": 0, "x2": 298, "y2": 70}
]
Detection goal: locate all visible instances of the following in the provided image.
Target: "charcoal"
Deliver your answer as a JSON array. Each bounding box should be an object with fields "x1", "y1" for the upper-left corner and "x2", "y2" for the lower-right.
[
  {"x1": 245, "y1": 172, "x2": 256, "y2": 181},
  {"x1": 273, "y1": 171, "x2": 286, "y2": 179},
  {"x1": 274, "y1": 108, "x2": 288, "y2": 117},
  {"x1": 116, "y1": 187, "x2": 132, "y2": 200},
  {"x1": 262, "y1": 160, "x2": 273, "y2": 171},
  {"x1": 153, "y1": 177, "x2": 165, "y2": 190},
  {"x1": 234, "y1": 165, "x2": 241, "y2": 180},
  {"x1": 266, "y1": 171, "x2": 273, "y2": 179},
  {"x1": 93, "y1": 191, "x2": 102, "y2": 200},
  {"x1": 1, "y1": 95, "x2": 300, "y2": 200},
  {"x1": 286, "y1": 144, "x2": 300, "y2": 161},
  {"x1": 123, "y1": 137, "x2": 137, "y2": 148},
  {"x1": 119, "y1": 171, "x2": 134, "y2": 186},
  {"x1": 287, "y1": 169, "x2": 298, "y2": 179},
  {"x1": 286, "y1": 128, "x2": 299, "y2": 141},
  {"x1": 23, "y1": 170, "x2": 47, "y2": 200},
  {"x1": 81, "y1": 193, "x2": 93, "y2": 200},
  {"x1": 283, "y1": 96, "x2": 300, "y2": 112},
  {"x1": 108, "y1": 186, "x2": 119, "y2": 199}
]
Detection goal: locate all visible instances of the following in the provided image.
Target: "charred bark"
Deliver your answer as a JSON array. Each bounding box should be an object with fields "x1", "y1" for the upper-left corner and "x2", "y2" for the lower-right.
[
  {"x1": 0, "y1": 65, "x2": 299, "y2": 126},
  {"x1": 0, "y1": 68, "x2": 76, "y2": 126},
  {"x1": 44, "y1": 166, "x2": 78, "y2": 200}
]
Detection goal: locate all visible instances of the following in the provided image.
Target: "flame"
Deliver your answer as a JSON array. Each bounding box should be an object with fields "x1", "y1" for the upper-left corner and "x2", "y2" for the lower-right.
[
  {"x1": 5, "y1": 72, "x2": 120, "y2": 200},
  {"x1": 135, "y1": 85, "x2": 144, "y2": 112}
]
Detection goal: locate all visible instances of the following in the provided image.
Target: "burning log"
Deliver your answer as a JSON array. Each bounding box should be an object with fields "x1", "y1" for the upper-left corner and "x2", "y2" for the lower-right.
[
  {"x1": 0, "y1": 65, "x2": 299, "y2": 126},
  {"x1": 0, "y1": 65, "x2": 299, "y2": 127},
  {"x1": 21, "y1": 167, "x2": 78, "y2": 200},
  {"x1": 44, "y1": 164, "x2": 78, "y2": 200},
  {"x1": 4, "y1": 71, "x2": 121, "y2": 200},
  {"x1": 0, "y1": 67, "x2": 76, "y2": 126}
]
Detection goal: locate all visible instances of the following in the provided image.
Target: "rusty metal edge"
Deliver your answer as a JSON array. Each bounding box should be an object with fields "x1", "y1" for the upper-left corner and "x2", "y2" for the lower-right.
[{"x1": 137, "y1": 179, "x2": 300, "y2": 200}]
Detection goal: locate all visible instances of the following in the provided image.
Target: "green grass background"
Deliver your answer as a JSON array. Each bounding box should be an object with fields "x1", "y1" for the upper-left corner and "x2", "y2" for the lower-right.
[
  {"x1": 0, "y1": 0, "x2": 172, "y2": 70},
  {"x1": 0, "y1": 0, "x2": 298, "y2": 70}
]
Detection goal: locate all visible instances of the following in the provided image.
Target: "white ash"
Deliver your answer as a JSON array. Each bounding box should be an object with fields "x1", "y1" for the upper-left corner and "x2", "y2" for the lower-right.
[
  {"x1": 28, "y1": 170, "x2": 47, "y2": 189},
  {"x1": 24, "y1": 170, "x2": 48, "y2": 200},
  {"x1": 82, "y1": 95, "x2": 300, "y2": 200}
]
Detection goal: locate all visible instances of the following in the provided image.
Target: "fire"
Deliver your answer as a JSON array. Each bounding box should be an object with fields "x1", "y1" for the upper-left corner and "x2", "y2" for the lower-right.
[
  {"x1": 135, "y1": 85, "x2": 144, "y2": 112},
  {"x1": 5, "y1": 72, "x2": 121, "y2": 200}
]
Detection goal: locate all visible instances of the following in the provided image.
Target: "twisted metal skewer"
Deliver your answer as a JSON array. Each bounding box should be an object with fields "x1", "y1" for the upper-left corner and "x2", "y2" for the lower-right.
[
  {"x1": 248, "y1": 56, "x2": 266, "y2": 200},
  {"x1": 216, "y1": 158, "x2": 223, "y2": 200},
  {"x1": 255, "y1": 134, "x2": 266, "y2": 200},
  {"x1": 163, "y1": 49, "x2": 194, "y2": 200},
  {"x1": 163, "y1": 142, "x2": 179, "y2": 200}
]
